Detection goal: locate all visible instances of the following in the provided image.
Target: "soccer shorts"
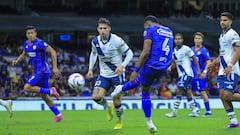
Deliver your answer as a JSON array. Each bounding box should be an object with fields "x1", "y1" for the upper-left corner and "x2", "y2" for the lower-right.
[
  {"x1": 191, "y1": 78, "x2": 207, "y2": 92},
  {"x1": 94, "y1": 75, "x2": 123, "y2": 91},
  {"x1": 217, "y1": 73, "x2": 238, "y2": 92},
  {"x1": 177, "y1": 75, "x2": 193, "y2": 90},
  {"x1": 27, "y1": 73, "x2": 50, "y2": 88},
  {"x1": 139, "y1": 66, "x2": 167, "y2": 87}
]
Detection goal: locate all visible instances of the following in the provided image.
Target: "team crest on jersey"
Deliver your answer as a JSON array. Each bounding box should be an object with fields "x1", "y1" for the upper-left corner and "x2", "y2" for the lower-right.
[
  {"x1": 33, "y1": 45, "x2": 36, "y2": 50},
  {"x1": 197, "y1": 51, "x2": 201, "y2": 55}
]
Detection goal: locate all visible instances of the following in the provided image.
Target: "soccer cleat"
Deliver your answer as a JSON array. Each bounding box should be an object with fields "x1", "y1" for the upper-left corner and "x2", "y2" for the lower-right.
[
  {"x1": 51, "y1": 87, "x2": 60, "y2": 100},
  {"x1": 165, "y1": 111, "x2": 176, "y2": 118},
  {"x1": 146, "y1": 121, "x2": 157, "y2": 134},
  {"x1": 188, "y1": 112, "x2": 199, "y2": 117},
  {"x1": 113, "y1": 121, "x2": 123, "y2": 129},
  {"x1": 111, "y1": 85, "x2": 123, "y2": 97},
  {"x1": 5, "y1": 100, "x2": 12, "y2": 118},
  {"x1": 53, "y1": 114, "x2": 64, "y2": 123},
  {"x1": 225, "y1": 123, "x2": 240, "y2": 128},
  {"x1": 202, "y1": 112, "x2": 212, "y2": 117},
  {"x1": 107, "y1": 103, "x2": 114, "y2": 121}
]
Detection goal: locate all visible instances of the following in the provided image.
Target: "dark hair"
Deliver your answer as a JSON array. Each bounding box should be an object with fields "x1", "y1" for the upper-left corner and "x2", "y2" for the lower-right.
[
  {"x1": 220, "y1": 12, "x2": 234, "y2": 20},
  {"x1": 25, "y1": 25, "x2": 37, "y2": 32},
  {"x1": 174, "y1": 33, "x2": 183, "y2": 39},
  {"x1": 98, "y1": 17, "x2": 111, "y2": 27},
  {"x1": 193, "y1": 32, "x2": 204, "y2": 38},
  {"x1": 144, "y1": 15, "x2": 159, "y2": 23}
]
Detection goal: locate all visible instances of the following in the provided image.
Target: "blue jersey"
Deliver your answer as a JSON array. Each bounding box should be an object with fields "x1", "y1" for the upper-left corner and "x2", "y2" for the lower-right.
[
  {"x1": 191, "y1": 46, "x2": 210, "y2": 78},
  {"x1": 143, "y1": 25, "x2": 173, "y2": 71},
  {"x1": 24, "y1": 38, "x2": 50, "y2": 74}
]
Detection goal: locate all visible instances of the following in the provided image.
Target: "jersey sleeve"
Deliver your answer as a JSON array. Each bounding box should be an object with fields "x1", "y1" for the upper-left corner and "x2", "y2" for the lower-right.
[
  {"x1": 143, "y1": 28, "x2": 152, "y2": 40},
  {"x1": 119, "y1": 38, "x2": 130, "y2": 53},
  {"x1": 231, "y1": 32, "x2": 240, "y2": 46},
  {"x1": 38, "y1": 41, "x2": 48, "y2": 50},
  {"x1": 202, "y1": 48, "x2": 210, "y2": 61},
  {"x1": 91, "y1": 40, "x2": 98, "y2": 55},
  {"x1": 186, "y1": 46, "x2": 195, "y2": 57}
]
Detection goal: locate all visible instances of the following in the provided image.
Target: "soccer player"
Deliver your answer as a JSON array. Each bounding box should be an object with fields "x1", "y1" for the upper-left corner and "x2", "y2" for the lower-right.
[
  {"x1": 112, "y1": 15, "x2": 174, "y2": 134},
  {"x1": 86, "y1": 17, "x2": 133, "y2": 129},
  {"x1": 0, "y1": 99, "x2": 12, "y2": 118},
  {"x1": 209, "y1": 12, "x2": 240, "y2": 128},
  {"x1": 12, "y1": 26, "x2": 64, "y2": 123},
  {"x1": 191, "y1": 32, "x2": 212, "y2": 117},
  {"x1": 165, "y1": 33, "x2": 200, "y2": 118}
]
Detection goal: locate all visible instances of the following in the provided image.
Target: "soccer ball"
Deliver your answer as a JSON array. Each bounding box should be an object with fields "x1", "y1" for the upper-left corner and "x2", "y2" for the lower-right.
[{"x1": 68, "y1": 73, "x2": 85, "y2": 90}]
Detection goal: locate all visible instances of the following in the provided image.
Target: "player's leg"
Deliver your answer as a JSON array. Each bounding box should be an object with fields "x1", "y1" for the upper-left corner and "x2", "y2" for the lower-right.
[
  {"x1": 165, "y1": 90, "x2": 183, "y2": 117},
  {"x1": 0, "y1": 99, "x2": 12, "y2": 118},
  {"x1": 24, "y1": 74, "x2": 60, "y2": 100},
  {"x1": 140, "y1": 67, "x2": 158, "y2": 133},
  {"x1": 199, "y1": 78, "x2": 212, "y2": 116},
  {"x1": 186, "y1": 90, "x2": 199, "y2": 117},
  {"x1": 92, "y1": 76, "x2": 113, "y2": 120},
  {"x1": 111, "y1": 75, "x2": 140, "y2": 97},
  {"x1": 41, "y1": 94, "x2": 63, "y2": 122}
]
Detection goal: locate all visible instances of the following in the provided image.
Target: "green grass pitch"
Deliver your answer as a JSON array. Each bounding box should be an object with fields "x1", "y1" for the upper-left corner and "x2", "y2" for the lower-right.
[{"x1": 0, "y1": 109, "x2": 240, "y2": 135}]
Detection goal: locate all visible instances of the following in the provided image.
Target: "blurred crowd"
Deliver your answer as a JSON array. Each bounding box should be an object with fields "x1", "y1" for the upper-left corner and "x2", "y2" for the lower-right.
[{"x1": 0, "y1": 41, "x2": 229, "y2": 100}]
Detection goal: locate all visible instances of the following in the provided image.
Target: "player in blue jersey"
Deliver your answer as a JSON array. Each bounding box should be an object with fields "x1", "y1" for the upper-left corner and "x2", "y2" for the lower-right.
[
  {"x1": 165, "y1": 33, "x2": 200, "y2": 118},
  {"x1": 86, "y1": 18, "x2": 133, "y2": 129},
  {"x1": 0, "y1": 99, "x2": 12, "y2": 118},
  {"x1": 191, "y1": 32, "x2": 212, "y2": 117},
  {"x1": 209, "y1": 12, "x2": 240, "y2": 128},
  {"x1": 112, "y1": 15, "x2": 173, "y2": 134},
  {"x1": 12, "y1": 26, "x2": 64, "y2": 123}
]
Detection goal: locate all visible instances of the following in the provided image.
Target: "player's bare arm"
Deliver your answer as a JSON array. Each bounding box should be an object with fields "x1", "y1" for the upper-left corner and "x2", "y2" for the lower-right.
[
  {"x1": 12, "y1": 50, "x2": 27, "y2": 66},
  {"x1": 46, "y1": 45, "x2": 60, "y2": 77},
  {"x1": 200, "y1": 59, "x2": 211, "y2": 79},
  {"x1": 130, "y1": 39, "x2": 151, "y2": 82},
  {"x1": 224, "y1": 45, "x2": 240, "y2": 75},
  {"x1": 168, "y1": 59, "x2": 176, "y2": 72},
  {"x1": 192, "y1": 56, "x2": 201, "y2": 77}
]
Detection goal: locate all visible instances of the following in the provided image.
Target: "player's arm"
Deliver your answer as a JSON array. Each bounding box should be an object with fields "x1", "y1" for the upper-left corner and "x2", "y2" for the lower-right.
[
  {"x1": 46, "y1": 45, "x2": 60, "y2": 76},
  {"x1": 224, "y1": 42, "x2": 240, "y2": 75},
  {"x1": 168, "y1": 59, "x2": 176, "y2": 72},
  {"x1": 87, "y1": 44, "x2": 98, "y2": 78},
  {"x1": 129, "y1": 39, "x2": 151, "y2": 82},
  {"x1": 12, "y1": 50, "x2": 27, "y2": 66},
  {"x1": 191, "y1": 56, "x2": 201, "y2": 77}
]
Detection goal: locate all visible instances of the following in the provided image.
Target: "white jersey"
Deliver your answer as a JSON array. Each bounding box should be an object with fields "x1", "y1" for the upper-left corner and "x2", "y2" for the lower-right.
[
  {"x1": 91, "y1": 33, "x2": 132, "y2": 77},
  {"x1": 173, "y1": 45, "x2": 195, "y2": 77},
  {"x1": 218, "y1": 28, "x2": 240, "y2": 76}
]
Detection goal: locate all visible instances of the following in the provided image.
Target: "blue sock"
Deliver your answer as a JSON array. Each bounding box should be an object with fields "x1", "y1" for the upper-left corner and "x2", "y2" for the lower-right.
[
  {"x1": 40, "y1": 88, "x2": 51, "y2": 94},
  {"x1": 50, "y1": 105, "x2": 61, "y2": 116},
  {"x1": 204, "y1": 101, "x2": 211, "y2": 112},
  {"x1": 142, "y1": 92, "x2": 151, "y2": 118},
  {"x1": 122, "y1": 76, "x2": 140, "y2": 91}
]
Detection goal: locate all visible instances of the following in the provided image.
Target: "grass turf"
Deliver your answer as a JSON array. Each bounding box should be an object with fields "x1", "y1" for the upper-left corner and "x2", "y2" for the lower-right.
[{"x1": 0, "y1": 109, "x2": 239, "y2": 135}]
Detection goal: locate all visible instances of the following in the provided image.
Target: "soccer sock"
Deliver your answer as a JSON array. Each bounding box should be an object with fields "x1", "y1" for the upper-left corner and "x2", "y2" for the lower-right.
[
  {"x1": 122, "y1": 77, "x2": 140, "y2": 91},
  {"x1": 93, "y1": 98, "x2": 108, "y2": 107},
  {"x1": 0, "y1": 99, "x2": 6, "y2": 106},
  {"x1": 187, "y1": 97, "x2": 195, "y2": 111},
  {"x1": 115, "y1": 104, "x2": 123, "y2": 121},
  {"x1": 204, "y1": 101, "x2": 211, "y2": 112},
  {"x1": 173, "y1": 96, "x2": 182, "y2": 113},
  {"x1": 142, "y1": 92, "x2": 151, "y2": 120},
  {"x1": 40, "y1": 88, "x2": 51, "y2": 94},
  {"x1": 49, "y1": 105, "x2": 61, "y2": 116},
  {"x1": 226, "y1": 108, "x2": 238, "y2": 124}
]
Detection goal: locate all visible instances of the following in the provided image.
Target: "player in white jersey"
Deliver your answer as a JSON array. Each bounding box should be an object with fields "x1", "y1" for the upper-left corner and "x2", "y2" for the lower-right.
[
  {"x1": 86, "y1": 17, "x2": 133, "y2": 129},
  {"x1": 165, "y1": 33, "x2": 200, "y2": 118},
  {"x1": 209, "y1": 12, "x2": 240, "y2": 128}
]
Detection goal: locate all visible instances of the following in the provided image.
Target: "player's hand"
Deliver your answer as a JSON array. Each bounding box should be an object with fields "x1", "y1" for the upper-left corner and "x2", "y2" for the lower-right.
[
  {"x1": 197, "y1": 71, "x2": 201, "y2": 77},
  {"x1": 11, "y1": 60, "x2": 18, "y2": 66},
  {"x1": 224, "y1": 66, "x2": 232, "y2": 76},
  {"x1": 199, "y1": 72, "x2": 206, "y2": 79},
  {"x1": 115, "y1": 65, "x2": 124, "y2": 75},
  {"x1": 129, "y1": 72, "x2": 139, "y2": 82},
  {"x1": 53, "y1": 67, "x2": 60, "y2": 77},
  {"x1": 86, "y1": 70, "x2": 94, "y2": 78},
  {"x1": 167, "y1": 66, "x2": 172, "y2": 73}
]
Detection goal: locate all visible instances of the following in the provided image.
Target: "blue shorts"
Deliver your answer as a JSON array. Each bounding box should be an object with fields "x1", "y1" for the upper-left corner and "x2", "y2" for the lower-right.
[
  {"x1": 95, "y1": 75, "x2": 123, "y2": 91},
  {"x1": 139, "y1": 66, "x2": 167, "y2": 87},
  {"x1": 191, "y1": 78, "x2": 207, "y2": 92},
  {"x1": 27, "y1": 73, "x2": 50, "y2": 88},
  {"x1": 217, "y1": 74, "x2": 239, "y2": 92},
  {"x1": 177, "y1": 75, "x2": 193, "y2": 90}
]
